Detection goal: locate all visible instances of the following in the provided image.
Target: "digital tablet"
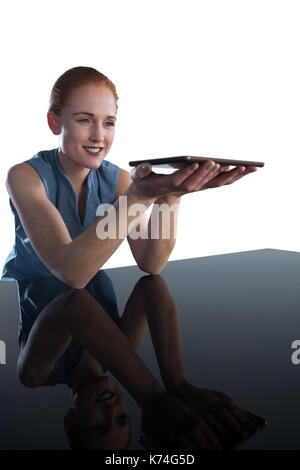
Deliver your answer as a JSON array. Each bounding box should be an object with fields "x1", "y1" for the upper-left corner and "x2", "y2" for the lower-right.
[{"x1": 129, "y1": 156, "x2": 264, "y2": 170}]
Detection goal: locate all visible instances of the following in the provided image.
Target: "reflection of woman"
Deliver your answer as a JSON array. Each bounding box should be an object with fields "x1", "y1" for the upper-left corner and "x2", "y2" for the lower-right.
[
  {"x1": 16, "y1": 272, "x2": 131, "y2": 450},
  {"x1": 16, "y1": 271, "x2": 119, "y2": 385},
  {"x1": 124, "y1": 275, "x2": 261, "y2": 449},
  {"x1": 17, "y1": 271, "x2": 260, "y2": 450},
  {"x1": 1, "y1": 66, "x2": 257, "y2": 286},
  {"x1": 17, "y1": 273, "x2": 210, "y2": 450}
]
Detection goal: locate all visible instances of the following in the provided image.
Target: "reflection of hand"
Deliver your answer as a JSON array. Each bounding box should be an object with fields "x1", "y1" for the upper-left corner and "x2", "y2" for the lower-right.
[
  {"x1": 141, "y1": 391, "x2": 223, "y2": 450},
  {"x1": 167, "y1": 381, "x2": 260, "y2": 439},
  {"x1": 128, "y1": 161, "x2": 257, "y2": 203}
]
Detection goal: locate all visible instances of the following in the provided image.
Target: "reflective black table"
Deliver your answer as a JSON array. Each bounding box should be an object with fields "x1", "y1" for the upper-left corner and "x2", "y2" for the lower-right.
[{"x1": 1, "y1": 248, "x2": 300, "y2": 450}]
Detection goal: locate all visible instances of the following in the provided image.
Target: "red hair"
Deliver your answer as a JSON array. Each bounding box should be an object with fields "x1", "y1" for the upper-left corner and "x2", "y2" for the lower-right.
[{"x1": 48, "y1": 66, "x2": 119, "y2": 116}]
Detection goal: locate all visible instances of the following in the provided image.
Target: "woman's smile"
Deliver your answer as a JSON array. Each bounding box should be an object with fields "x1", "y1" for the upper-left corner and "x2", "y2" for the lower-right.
[{"x1": 83, "y1": 146, "x2": 104, "y2": 156}]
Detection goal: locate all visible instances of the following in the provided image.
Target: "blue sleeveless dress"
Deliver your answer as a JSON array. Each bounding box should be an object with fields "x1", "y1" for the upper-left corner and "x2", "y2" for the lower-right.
[
  {"x1": 0, "y1": 148, "x2": 120, "y2": 387},
  {"x1": 1, "y1": 147, "x2": 120, "y2": 281},
  {"x1": 16, "y1": 271, "x2": 120, "y2": 387}
]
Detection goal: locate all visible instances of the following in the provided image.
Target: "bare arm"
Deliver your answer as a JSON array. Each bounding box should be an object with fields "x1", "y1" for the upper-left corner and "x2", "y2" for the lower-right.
[
  {"x1": 6, "y1": 163, "x2": 155, "y2": 289},
  {"x1": 116, "y1": 169, "x2": 181, "y2": 274},
  {"x1": 122, "y1": 160, "x2": 258, "y2": 274},
  {"x1": 6, "y1": 159, "x2": 256, "y2": 288}
]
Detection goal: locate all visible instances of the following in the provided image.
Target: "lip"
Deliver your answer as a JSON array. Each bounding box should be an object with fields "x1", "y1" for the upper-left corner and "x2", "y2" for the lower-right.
[
  {"x1": 83, "y1": 146, "x2": 104, "y2": 156},
  {"x1": 96, "y1": 390, "x2": 116, "y2": 402}
]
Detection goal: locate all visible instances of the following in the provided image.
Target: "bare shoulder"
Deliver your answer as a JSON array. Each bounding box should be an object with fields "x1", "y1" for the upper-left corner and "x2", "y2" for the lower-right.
[
  {"x1": 6, "y1": 162, "x2": 43, "y2": 186},
  {"x1": 7, "y1": 162, "x2": 41, "y2": 180},
  {"x1": 5, "y1": 161, "x2": 72, "y2": 281},
  {"x1": 115, "y1": 167, "x2": 133, "y2": 198},
  {"x1": 6, "y1": 162, "x2": 46, "y2": 207}
]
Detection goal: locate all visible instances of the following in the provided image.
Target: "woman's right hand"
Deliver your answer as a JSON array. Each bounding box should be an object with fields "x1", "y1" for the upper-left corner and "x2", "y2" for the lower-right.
[
  {"x1": 127, "y1": 160, "x2": 222, "y2": 202},
  {"x1": 128, "y1": 160, "x2": 256, "y2": 203}
]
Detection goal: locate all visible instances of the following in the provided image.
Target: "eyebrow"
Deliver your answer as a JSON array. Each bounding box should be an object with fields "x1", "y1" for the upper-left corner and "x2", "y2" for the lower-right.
[{"x1": 72, "y1": 112, "x2": 117, "y2": 120}]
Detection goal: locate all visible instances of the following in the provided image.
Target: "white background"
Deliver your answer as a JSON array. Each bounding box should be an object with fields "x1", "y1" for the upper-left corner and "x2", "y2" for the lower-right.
[{"x1": 1, "y1": 0, "x2": 299, "y2": 270}]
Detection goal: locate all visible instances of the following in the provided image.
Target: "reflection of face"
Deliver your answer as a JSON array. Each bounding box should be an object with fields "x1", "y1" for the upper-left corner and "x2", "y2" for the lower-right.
[
  {"x1": 73, "y1": 375, "x2": 131, "y2": 450},
  {"x1": 56, "y1": 84, "x2": 117, "y2": 171}
]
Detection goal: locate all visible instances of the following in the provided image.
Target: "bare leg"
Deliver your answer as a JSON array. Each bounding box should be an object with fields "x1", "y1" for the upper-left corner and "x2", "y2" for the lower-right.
[
  {"x1": 17, "y1": 290, "x2": 75, "y2": 387},
  {"x1": 18, "y1": 287, "x2": 164, "y2": 407}
]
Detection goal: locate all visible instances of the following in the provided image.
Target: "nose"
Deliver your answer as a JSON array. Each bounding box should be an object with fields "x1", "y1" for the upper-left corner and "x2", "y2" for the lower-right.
[{"x1": 89, "y1": 123, "x2": 105, "y2": 143}]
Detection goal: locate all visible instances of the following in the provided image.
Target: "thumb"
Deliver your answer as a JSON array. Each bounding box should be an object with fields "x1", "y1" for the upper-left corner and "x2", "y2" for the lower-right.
[{"x1": 130, "y1": 163, "x2": 152, "y2": 182}]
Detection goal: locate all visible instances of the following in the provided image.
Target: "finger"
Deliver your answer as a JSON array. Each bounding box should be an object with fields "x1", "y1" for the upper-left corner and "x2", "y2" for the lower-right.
[
  {"x1": 179, "y1": 410, "x2": 203, "y2": 432},
  {"x1": 202, "y1": 410, "x2": 229, "y2": 436},
  {"x1": 221, "y1": 165, "x2": 258, "y2": 185},
  {"x1": 185, "y1": 162, "x2": 221, "y2": 192},
  {"x1": 201, "y1": 165, "x2": 246, "y2": 188},
  {"x1": 221, "y1": 165, "x2": 246, "y2": 182},
  {"x1": 130, "y1": 162, "x2": 153, "y2": 181},
  {"x1": 207, "y1": 402, "x2": 248, "y2": 436},
  {"x1": 192, "y1": 415, "x2": 222, "y2": 450},
  {"x1": 218, "y1": 404, "x2": 260, "y2": 434},
  {"x1": 180, "y1": 419, "x2": 213, "y2": 450},
  {"x1": 181, "y1": 409, "x2": 221, "y2": 449},
  {"x1": 207, "y1": 389, "x2": 233, "y2": 403},
  {"x1": 220, "y1": 165, "x2": 231, "y2": 172},
  {"x1": 171, "y1": 160, "x2": 216, "y2": 189},
  {"x1": 223, "y1": 166, "x2": 257, "y2": 185},
  {"x1": 179, "y1": 433, "x2": 201, "y2": 450},
  {"x1": 193, "y1": 163, "x2": 222, "y2": 191},
  {"x1": 229, "y1": 407, "x2": 261, "y2": 433},
  {"x1": 218, "y1": 405, "x2": 259, "y2": 436}
]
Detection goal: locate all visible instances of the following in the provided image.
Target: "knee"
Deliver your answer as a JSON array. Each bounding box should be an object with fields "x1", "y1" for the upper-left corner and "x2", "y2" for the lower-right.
[{"x1": 17, "y1": 359, "x2": 41, "y2": 388}]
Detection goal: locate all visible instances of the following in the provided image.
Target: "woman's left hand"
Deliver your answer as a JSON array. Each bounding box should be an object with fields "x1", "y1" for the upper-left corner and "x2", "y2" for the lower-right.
[
  {"x1": 141, "y1": 390, "x2": 223, "y2": 449},
  {"x1": 197, "y1": 165, "x2": 257, "y2": 191},
  {"x1": 166, "y1": 380, "x2": 260, "y2": 438}
]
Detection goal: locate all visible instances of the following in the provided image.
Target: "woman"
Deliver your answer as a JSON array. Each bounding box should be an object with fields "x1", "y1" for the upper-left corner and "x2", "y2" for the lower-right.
[
  {"x1": 1, "y1": 66, "x2": 257, "y2": 286},
  {"x1": 1, "y1": 66, "x2": 259, "y2": 450}
]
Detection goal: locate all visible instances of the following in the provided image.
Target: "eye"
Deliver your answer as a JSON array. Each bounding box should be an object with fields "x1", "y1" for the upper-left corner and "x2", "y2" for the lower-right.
[
  {"x1": 118, "y1": 413, "x2": 129, "y2": 424},
  {"x1": 106, "y1": 121, "x2": 115, "y2": 127},
  {"x1": 78, "y1": 118, "x2": 91, "y2": 123}
]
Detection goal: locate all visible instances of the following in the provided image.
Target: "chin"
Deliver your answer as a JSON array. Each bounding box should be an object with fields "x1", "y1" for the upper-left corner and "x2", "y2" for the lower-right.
[{"x1": 83, "y1": 156, "x2": 105, "y2": 169}]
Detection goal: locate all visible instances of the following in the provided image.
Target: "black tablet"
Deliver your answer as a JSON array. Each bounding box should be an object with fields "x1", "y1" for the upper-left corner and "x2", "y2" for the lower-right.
[{"x1": 129, "y1": 155, "x2": 264, "y2": 170}]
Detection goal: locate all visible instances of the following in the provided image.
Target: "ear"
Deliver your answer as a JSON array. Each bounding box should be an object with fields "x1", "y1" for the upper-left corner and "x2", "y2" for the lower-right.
[
  {"x1": 64, "y1": 407, "x2": 76, "y2": 432},
  {"x1": 47, "y1": 111, "x2": 61, "y2": 135}
]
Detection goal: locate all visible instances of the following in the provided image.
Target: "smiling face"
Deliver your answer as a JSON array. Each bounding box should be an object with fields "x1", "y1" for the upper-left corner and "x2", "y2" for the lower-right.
[
  {"x1": 69, "y1": 375, "x2": 131, "y2": 449},
  {"x1": 48, "y1": 84, "x2": 117, "y2": 172}
]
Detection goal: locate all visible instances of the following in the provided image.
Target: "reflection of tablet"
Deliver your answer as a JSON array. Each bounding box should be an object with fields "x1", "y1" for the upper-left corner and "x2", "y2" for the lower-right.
[
  {"x1": 219, "y1": 409, "x2": 267, "y2": 450},
  {"x1": 129, "y1": 156, "x2": 264, "y2": 170}
]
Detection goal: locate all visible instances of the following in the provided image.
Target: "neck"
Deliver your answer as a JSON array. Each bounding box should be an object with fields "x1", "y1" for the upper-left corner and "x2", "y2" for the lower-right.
[
  {"x1": 69, "y1": 352, "x2": 104, "y2": 400},
  {"x1": 57, "y1": 149, "x2": 91, "y2": 192}
]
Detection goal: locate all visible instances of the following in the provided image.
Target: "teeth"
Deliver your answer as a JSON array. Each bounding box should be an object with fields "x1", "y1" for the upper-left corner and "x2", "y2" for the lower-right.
[
  {"x1": 84, "y1": 146, "x2": 102, "y2": 153},
  {"x1": 96, "y1": 391, "x2": 114, "y2": 401}
]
